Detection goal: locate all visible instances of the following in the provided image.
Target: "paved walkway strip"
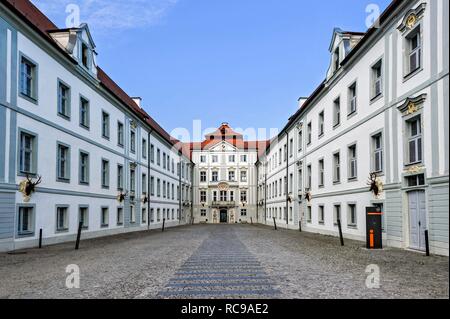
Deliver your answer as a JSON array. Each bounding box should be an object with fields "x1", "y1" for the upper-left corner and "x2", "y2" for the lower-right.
[{"x1": 158, "y1": 227, "x2": 280, "y2": 299}]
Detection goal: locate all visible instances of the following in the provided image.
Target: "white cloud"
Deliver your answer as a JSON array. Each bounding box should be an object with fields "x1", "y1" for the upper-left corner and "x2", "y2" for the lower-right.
[{"x1": 31, "y1": 0, "x2": 178, "y2": 31}]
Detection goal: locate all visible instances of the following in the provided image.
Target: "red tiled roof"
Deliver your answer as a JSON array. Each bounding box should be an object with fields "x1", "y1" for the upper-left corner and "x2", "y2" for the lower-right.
[{"x1": 4, "y1": 0, "x2": 186, "y2": 156}]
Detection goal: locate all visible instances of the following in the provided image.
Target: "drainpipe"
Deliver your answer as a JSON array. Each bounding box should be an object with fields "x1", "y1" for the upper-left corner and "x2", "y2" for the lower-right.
[
  {"x1": 147, "y1": 129, "x2": 153, "y2": 230},
  {"x1": 178, "y1": 153, "x2": 183, "y2": 223},
  {"x1": 286, "y1": 132, "x2": 289, "y2": 227},
  {"x1": 190, "y1": 162, "x2": 194, "y2": 225},
  {"x1": 256, "y1": 163, "x2": 259, "y2": 223},
  {"x1": 264, "y1": 156, "x2": 268, "y2": 225}
]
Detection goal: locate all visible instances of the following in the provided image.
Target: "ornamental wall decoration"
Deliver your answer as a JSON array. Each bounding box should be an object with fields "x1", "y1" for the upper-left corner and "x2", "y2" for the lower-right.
[
  {"x1": 141, "y1": 194, "x2": 148, "y2": 204},
  {"x1": 18, "y1": 175, "x2": 42, "y2": 202},
  {"x1": 305, "y1": 192, "x2": 312, "y2": 203},
  {"x1": 367, "y1": 173, "x2": 384, "y2": 198},
  {"x1": 117, "y1": 191, "x2": 127, "y2": 203}
]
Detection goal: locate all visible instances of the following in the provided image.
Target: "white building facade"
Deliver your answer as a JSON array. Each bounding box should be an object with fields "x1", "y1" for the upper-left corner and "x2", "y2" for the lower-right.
[
  {"x1": 191, "y1": 123, "x2": 264, "y2": 224},
  {"x1": 0, "y1": 0, "x2": 192, "y2": 252},
  {"x1": 257, "y1": 0, "x2": 449, "y2": 256}
]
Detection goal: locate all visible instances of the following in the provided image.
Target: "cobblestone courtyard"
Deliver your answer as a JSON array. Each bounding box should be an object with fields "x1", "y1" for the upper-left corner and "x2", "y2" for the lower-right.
[{"x1": 0, "y1": 224, "x2": 448, "y2": 299}]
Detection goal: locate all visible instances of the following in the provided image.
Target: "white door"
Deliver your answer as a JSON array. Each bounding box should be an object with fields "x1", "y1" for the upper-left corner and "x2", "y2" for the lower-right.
[{"x1": 408, "y1": 190, "x2": 427, "y2": 251}]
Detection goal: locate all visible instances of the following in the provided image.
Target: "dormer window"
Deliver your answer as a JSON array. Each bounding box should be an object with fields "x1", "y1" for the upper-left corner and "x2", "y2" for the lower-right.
[
  {"x1": 81, "y1": 43, "x2": 90, "y2": 69},
  {"x1": 334, "y1": 47, "x2": 340, "y2": 72}
]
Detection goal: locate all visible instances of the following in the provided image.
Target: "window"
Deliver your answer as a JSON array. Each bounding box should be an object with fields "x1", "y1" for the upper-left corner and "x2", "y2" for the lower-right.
[
  {"x1": 57, "y1": 80, "x2": 71, "y2": 119},
  {"x1": 79, "y1": 206, "x2": 89, "y2": 229},
  {"x1": 201, "y1": 209, "x2": 207, "y2": 217},
  {"x1": 333, "y1": 47, "x2": 340, "y2": 72},
  {"x1": 229, "y1": 191, "x2": 234, "y2": 202},
  {"x1": 307, "y1": 206, "x2": 312, "y2": 223},
  {"x1": 19, "y1": 131, "x2": 37, "y2": 175},
  {"x1": 318, "y1": 111, "x2": 325, "y2": 137},
  {"x1": 333, "y1": 152, "x2": 340, "y2": 183},
  {"x1": 229, "y1": 171, "x2": 235, "y2": 181},
  {"x1": 212, "y1": 171, "x2": 218, "y2": 182},
  {"x1": 406, "y1": 174, "x2": 426, "y2": 187},
  {"x1": 241, "y1": 209, "x2": 247, "y2": 217},
  {"x1": 117, "y1": 207, "x2": 123, "y2": 226},
  {"x1": 307, "y1": 122, "x2": 312, "y2": 145},
  {"x1": 142, "y1": 208, "x2": 147, "y2": 224},
  {"x1": 56, "y1": 206, "x2": 69, "y2": 232},
  {"x1": 289, "y1": 139, "x2": 294, "y2": 157},
  {"x1": 348, "y1": 83, "x2": 357, "y2": 115},
  {"x1": 57, "y1": 143, "x2": 70, "y2": 181},
  {"x1": 229, "y1": 155, "x2": 235, "y2": 163},
  {"x1": 372, "y1": 133, "x2": 384, "y2": 173},
  {"x1": 220, "y1": 191, "x2": 227, "y2": 202},
  {"x1": 130, "y1": 130, "x2": 136, "y2": 153},
  {"x1": 200, "y1": 191, "x2": 207, "y2": 202},
  {"x1": 79, "y1": 152, "x2": 89, "y2": 185},
  {"x1": 307, "y1": 164, "x2": 312, "y2": 189},
  {"x1": 101, "y1": 159, "x2": 109, "y2": 188},
  {"x1": 241, "y1": 155, "x2": 247, "y2": 162},
  {"x1": 240, "y1": 171, "x2": 247, "y2": 182},
  {"x1": 371, "y1": 60, "x2": 383, "y2": 99},
  {"x1": 101, "y1": 207, "x2": 109, "y2": 227},
  {"x1": 318, "y1": 159, "x2": 324, "y2": 187},
  {"x1": 200, "y1": 155, "x2": 206, "y2": 163},
  {"x1": 172, "y1": 159, "x2": 175, "y2": 174},
  {"x1": 80, "y1": 97, "x2": 90, "y2": 128},
  {"x1": 406, "y1": 28, "x2": 421, "y2": 75},
  {"x1": 348, "y1": 144, "x2": 357, "y2": 180},
  {"x1": 172, "y1": 184, "x2": 175, "y2": 200},
  {"x1": 298, "y1": 168, "x2": 303, "y2": 192},
  {"x1": 130, "y1": 167, "x2": 136, "y2": 193},
  {"x1": 407, "y1": 117, "x2": 422, "y2": 165},
  {"x1": 200, "y1": 171, "x2": 207, "y2": 182},
  {"x1": 212, "y1": 155, "x2": 218, "y2": 163},
  {"x1": 212, "y1": 191, "x2": 218, "y2": 202},
  {"x1": 333, "y1": 98, "x2": 340, "y2": 127},
  {"x1": 333, "y1": 204, "x2": 341, "y2": 225},
  {"x1": 318, "y1": 205, "x2": 325, "y2": 224},
  {"x1": 117, "y1": 165, "x2": 124, "y2": 190},
  {"x1": 348, "y1": 204, "x2": 357, "y2": 227},
  {"x1": 102, "y1": 111, "x2": 110, "y2": 139},
  {"x1": 157, "y1": 149, "x2": 161, "y2": 166},
  {"x1": 157, "y1": 179, "x2": 161, "y2": 197},
  {"x1": 163, "y1": 181, "x2": 166, "y2": 198},
  {"x1": 298, "y1": 129, "x2": 303, "y2": 152},
  {"x1": 20, "y1": 55, "x2": 37, "y2": 100},
  {"x1": 142, "y1": 173, "x2": 147, "y2": 194},
  {"x1": 150, "y1": 144, "x2": 155, "y2": 163},
  {"x1": 130, "y1": 205, "x2": 136, "y2": 223},
  {"x1": 18, "y1": 206, "x2": 34, "y2": 236},
  {"x1": 81, "y1": 43, "x2": 90, "y2": 68},
  {"x1": 240, "y1": 190, "x2": 247, "y2": 203},
  {"x1": 150, "y1": 208, "x2": 154, "y2": 223}
]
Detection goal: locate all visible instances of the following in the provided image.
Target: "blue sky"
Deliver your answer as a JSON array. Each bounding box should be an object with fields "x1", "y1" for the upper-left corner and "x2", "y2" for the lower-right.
[{"x1": 33, "y1": 0, "x2": 391, "y2": 141}]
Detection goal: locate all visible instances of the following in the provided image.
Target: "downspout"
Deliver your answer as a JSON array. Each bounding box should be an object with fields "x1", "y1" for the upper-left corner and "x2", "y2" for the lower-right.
[
  {"x1": 147, "y1": 129, "x2": 152, "y2": 230},
  {"x1": 178, "y1": 152, "x2": 183, "y2": 223},
  {"x1": 286, "y1": 132, "x2": 289, "y2": 227},
  {"x1": 264, "y1": 156, "x2": 268, "y2": 225},
  {"x1": 256, "y1": 162, "x2": 259, "y2": 223},
  {"x1": 190, "y1": 162, "x2": 194, "y2": 225}
]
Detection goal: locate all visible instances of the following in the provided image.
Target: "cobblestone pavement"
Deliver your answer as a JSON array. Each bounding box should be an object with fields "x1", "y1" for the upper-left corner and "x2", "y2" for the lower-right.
[
  {"x1": 157, "y1": 227, "x2": 280, "y2": 299},
  {"x1": 0, "y1": 224, "x2": 448, "y2": 299}
]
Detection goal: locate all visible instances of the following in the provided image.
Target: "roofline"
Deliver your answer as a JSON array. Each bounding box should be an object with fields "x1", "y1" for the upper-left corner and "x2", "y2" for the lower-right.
[{"x1": 260, "y1": 0, "x2": 406, "y2": 157}]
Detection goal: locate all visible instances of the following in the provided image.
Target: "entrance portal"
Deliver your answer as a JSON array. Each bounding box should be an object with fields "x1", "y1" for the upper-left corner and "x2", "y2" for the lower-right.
[{"x1": 220, "y1": 209, "x2": 228, "y2": 223}]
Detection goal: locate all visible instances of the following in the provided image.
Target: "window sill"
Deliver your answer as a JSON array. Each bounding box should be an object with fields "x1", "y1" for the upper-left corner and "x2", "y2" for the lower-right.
[
  {"x1": 347, "y1": 224, "x2": 358, "y2": 229},
  {"x1": 57, "y1": 113, "x2": 71, "y2": 121},
  {"x1": 102, "y1": 135, "x2": 110, "y2": 141},
  {"x1": 17, "y1": 231, "x2": 34, "y2": 238},
  {"x1": 18, "y1": 171, "x2": 38, "y2": 178},
  {"x1": 347, "y1": 111, "x2": 357, "y2": 119},
  {"x1": 333, "y1": 181, "x2": 341, "y2": 185},
  {"x1": 118, "y1": 143, "x2": 124, "y2": 148},
  {"x1": 117, "y1": 223, "x2": 124, "y2": 226},
  {"x1": 56, "y1": 229, "x2": 69, "y2": 233},
  {"x1": 79, "y1": 124, "x2": 90, "y2": 131},
  {"x1": 56, "y1": 178, "x2": 70, "y2": 184},
  {"x1": 102, "y1": 186, "x2": 110, "y2": 190},
  {"x1": 318, "y1": 134, "x2": 324, "y2": 139},
  {"x1": 347, "y1": 177, "x2": 358, "y2": 183},
  {"x1": 319, "y1": 222, "x2": 325, "y2": 225},
  {"x1": 403, "y1": 67, "x2": 423, "y2": 82},
  {"x1": 79, "y1": 181, "x2": 90, "y2": 186},
  {"x1": 81, "y1": 226, "x2": 89, "y2": 230},
  {"x1": 19, "y1": 93, "x2": 38, "y2": 105},
  {"x1": 370, "y1": 93, "x2": 383, "y2": 105},
  {"x1": 101, "y1": 224, "x2": 109, "y2": 228},
  {"x1": 333, "y1": 123, "x2": 341, "y2": 130}
]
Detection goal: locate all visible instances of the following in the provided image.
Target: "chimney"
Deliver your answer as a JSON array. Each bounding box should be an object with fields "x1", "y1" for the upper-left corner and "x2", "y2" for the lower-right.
[
  {"x1": 298, "y1": 97, "x2": 308, "y2": 109},
  {"x1": 132, "y1": 97, "x2": 142, "y2": 108}
]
